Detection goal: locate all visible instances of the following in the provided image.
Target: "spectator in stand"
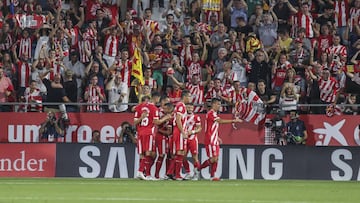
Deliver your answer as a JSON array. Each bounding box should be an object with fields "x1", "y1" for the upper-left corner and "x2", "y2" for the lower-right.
[
  {"x1": 273, "y1": 0, "x2": 296, "y2": 31},
  {"x1": 162, "y1": 0, "x2": 182, "y2": 24},
  {"x1": 40, "y1": 71, "x2": 69, "y2": 112},
  {"x1": 307, "y1": 67, "x2": 340, "y2": 114},
  {"x1": 167, "y1": 66, "x2": 212, "y2": 113},
  {"x1": 106, "y1": 73, "x2": 128, "y2": 112},
  {"x1": 334, "y1": 0, "x2": 350, "y2": 45},
  {"x1": 217, "y1": 61, "x2": 238, "y2": 91},
  {"x1": 63, "y1": 51, "x2": 86, "y2": 101},
  {"x1": 248, "y1": 49, "x2": 271, "y2": 88},
  {"x1": 284, "y1": 68, "x2": 306, "y2": 100},
  {"x1": 315, "y1": 4, "x2": 335, "y2": 31},
  {"x1": 0, "y1": 67, "x2": 14, "y2": 112},
  {"x1": 294, "y1": 2, "x2": 316, "y2": 39},
  {"x1": 0, "y1": 23, "x2": 13, "y2": 54},
  {"x1": 277, "y1": 29, "x2": 293, "y2": 53},
  {"x1": 256, "y1": 79, "x2": 277, "y2": 113},
  {"x1": 85, "y1": 57, "x2": 108, "y2": 90},
  {"x1": 230, "y1": 52, "x2": 248, "y2": 87},
  {"x1": 255, "y1": 7, "x2": 278, "y2": 50},
  {"x1": 20, "y1": 80, "x2": 42, "y2": 112},
  {"x1": 205, "y1": 78, "x2": 229, "y2": 113},
  {"x1": 167, "y1": 83, "x2": 182, "y2": 104},
  {"x1": 84, "y1": 74, "x2": 106, "y2": 112},
  {"x1": 63, "y1": 70, "x2": 78, "y2": 112},
  {"x1": 210, "y1": 23, "x2": 229, "y2": 60},
  {"x1": 2, "y1": 53, "x2": 17, "y2": 89},
  {"x1": 166, "y1": 55, "x2": 185, "y2": 88},
  {"x1": 279, "y1": 85, "x2": 299, "y2": 112},
  {"x1": 227, "y1": 0, "x2": 248, "y2": 29},
  {"x1": 248, "y1": 4, "x2": 264, "y2": 34},
  {"x1": 271, "y1": 53, "x2": 292, "y2": 94},
  {"x1": 288, "y1": 38, "x2": 310, "y2": 76},
  {"x1": 326, "y1": 34, "x2": 347, "y2": 77},
  {"x1": 342, "y1": 94, "x2": 359, "y2": 115},
  {"x1": 179, "y1": 15, "x2": 194, "y2": 36},
  {"x1": 91, "y1": 130, "x2": 101, "y2": 143},
  {"x1": 313, "y1": 24, "x2": 333, "y2": 59},
  {"x1": 11, "y1": 45, "x2": 32, "y2": 100},
  {"x1": 290, "y1": 28, "x2": 311, "y2": 52}
]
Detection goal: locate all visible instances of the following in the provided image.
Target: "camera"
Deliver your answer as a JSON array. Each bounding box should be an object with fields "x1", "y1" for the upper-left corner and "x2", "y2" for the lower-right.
[{"x1": 265, "y1": 110, "x2": 286, "y2": 145}]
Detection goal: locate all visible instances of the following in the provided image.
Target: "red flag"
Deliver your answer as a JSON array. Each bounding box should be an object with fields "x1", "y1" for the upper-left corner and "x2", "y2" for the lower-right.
[
  {"x1": 234, "y1": 88, "x2": 266, "y2": 125},
  {"x1": 15, "y1": 14, "x2": 46, "y2": 29}
]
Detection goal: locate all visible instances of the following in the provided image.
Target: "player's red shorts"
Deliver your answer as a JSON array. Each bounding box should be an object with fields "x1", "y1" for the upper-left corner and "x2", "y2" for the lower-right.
[
  {"x1": 173, "y1": 130, "x2": 186, "y2": 153},
  {"x1": 205, "y1": 144, "x2": 219, "y2": 158},
  {"x1": 186, "y1": 137, "x2": 198, "y2": 155},
  {"x1": 137, "y1": 133, "x2": 155, "y2": 154},
  {"x1": 155, "y1": 134, "x2": 168, "y2": 155}
]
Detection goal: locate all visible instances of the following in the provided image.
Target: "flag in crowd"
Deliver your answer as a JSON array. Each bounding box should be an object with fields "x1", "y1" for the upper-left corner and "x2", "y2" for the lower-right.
[
  {"x1": 234, "y1": 89, "x2": 266, "y2": 125},
  {"x1": 132, "y1": 48, "x2": 144, "y2": 86}
]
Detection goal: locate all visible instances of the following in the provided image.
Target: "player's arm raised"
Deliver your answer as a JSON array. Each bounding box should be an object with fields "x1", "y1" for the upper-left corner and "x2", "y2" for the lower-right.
[{"x1": 153, "y1": 114, "x2": 172, "y2": 125}]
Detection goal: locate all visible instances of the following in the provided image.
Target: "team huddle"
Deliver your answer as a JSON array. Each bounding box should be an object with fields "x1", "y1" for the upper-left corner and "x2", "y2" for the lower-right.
[{"x1": 134, "y1": 90, "x2": 242, "y2": 181}]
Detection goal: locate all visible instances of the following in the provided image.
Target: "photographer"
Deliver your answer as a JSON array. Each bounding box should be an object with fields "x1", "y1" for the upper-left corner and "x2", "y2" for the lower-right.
[
  {"x1": 39, "y1": 112, "x2": 64, "y2": 142},
  {"x1": 286, "y1": 111, "x2": 308, "y2": 145},
  {"x1": 265, "y1": 110, "x2": 287, "y2": 145},
  {"x1": 118, "y1": 121, "x2": 137, "y2": 144}
]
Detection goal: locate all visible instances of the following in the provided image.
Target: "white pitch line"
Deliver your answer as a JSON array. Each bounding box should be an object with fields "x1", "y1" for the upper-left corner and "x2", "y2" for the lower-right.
[{"x1": 0, "y1": 196, "x2": 344, "y2": 203}]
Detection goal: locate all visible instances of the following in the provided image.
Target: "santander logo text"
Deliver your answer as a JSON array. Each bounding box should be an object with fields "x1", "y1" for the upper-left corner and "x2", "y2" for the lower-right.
[{"x1": 0, "y1": 150, "x2": 47, "y2": 172}]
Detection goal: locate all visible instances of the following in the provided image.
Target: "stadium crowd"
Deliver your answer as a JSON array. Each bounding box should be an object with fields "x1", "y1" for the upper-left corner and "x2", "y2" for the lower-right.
[{"x1": 0, "y1": 0, "x2": 359, "y2": 115}]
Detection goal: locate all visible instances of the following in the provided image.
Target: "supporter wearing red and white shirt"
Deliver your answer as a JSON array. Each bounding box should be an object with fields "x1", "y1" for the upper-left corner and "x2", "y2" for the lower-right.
[
  {"x1": 22, "y1": 80, "x2": 42, "y2": 112},
  {"x1": 185, "y1": 52, "x2": 205, "y2": 82},
  {"x1": 326, "y1": 34, "x2": 347, "y2": 74},
  {"x1": 169, "y1": 90, "x2": 191, "y2": 180},
  {"x1": 16, "y1": 29, "x2": 35, "y2": 59},
  {"x1": 334, "y1": 0, "x2": 349, "y2": 28},
  {"x1": 143, "y1": 68, "x2": 157, "y2": 92},
  {"x1": 183, "y1": 103, "x2": 202, "y2": 180},
  {"x1": 83, "y1": 0, "x2": 102, "y2": 22},
  {"x1": 167, "y1": 83, "x2": 182, "y2": 104},
  {"x1": 307, "y1": 67, "x2": 340, "y2": 113},
  {"x1": 271, "y1": 54, "x2": 292, "y2": 92},
  {"x1": 199, "y1": 98, "x2": 242, "y2": 181},
  {"x1": 102, "y1": 24, "x2": 122, "y2": 67},
  {"x1": 63, "y1": 8, "x2": 84, "y2": 49},
  {"x1": 314, "y1": 24, "x2": 333, "y2": 58},
  {"x1": 116, "y1": 49, "x2": 132, "y2": 87},
  {"x1": 347, "y1": 49, "x2": 360, "y2": 85},
  {"x1": 168, "y1": 69, "x2": 211, "y2": 113},
  {"x1": 46, "y1": 49, "x2": 65, "y2": 81},
  {"x1": 216, "y1": 61, "x2": 238, "y2": 91},
  {"x1": 84, "y1": 75, "x2": 105, "y2": 112},
  {"x1": 297, "y1": 2, "x2": 315, "y2": 38},
  {"x1": 205, "y1": 78, "x2": 229, "y2": 113},
  {"x1": 12, "y1": 45, "x2": 32, "y2": 96}
]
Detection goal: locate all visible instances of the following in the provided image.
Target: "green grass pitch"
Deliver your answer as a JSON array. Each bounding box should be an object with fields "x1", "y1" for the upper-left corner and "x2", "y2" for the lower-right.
[{"x1": 0, "y1": 178, "x2": 359, "y2": 203}]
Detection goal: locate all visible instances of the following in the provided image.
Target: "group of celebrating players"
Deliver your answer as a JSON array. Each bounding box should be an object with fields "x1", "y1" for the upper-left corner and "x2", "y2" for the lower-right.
[{"x1": 134, "y1": 90, "x2": 242, "y2": 181}]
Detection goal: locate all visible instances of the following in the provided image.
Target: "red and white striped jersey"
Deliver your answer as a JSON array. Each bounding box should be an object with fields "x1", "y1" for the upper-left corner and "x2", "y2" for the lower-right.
[
  {"x1": 318, "y1": 77, "x2": 340, "y2": 103},
  {"x1": 65, "y1": 25, "x2": 80, "y2": 48},
  {"x1": 185, "y1": 82, "x2": 205, "y2": 113},
  {"x1": 18, "y1": 36, "x2": 34, "y2": 58},
  {"x1": 185, "y1": 113, "x2": 201, "y2": 140},
  {"x1": 119, "y1": 60, "x2": 132, "y2": 87},
  {"x1": 0, "y1": 33, "x2": 13, "y2": 51},
  {"x1": 297, "y1": 12, "x2": 314, "y2": 38},
  {"x1": 24, "y1": 87, "x2": 42, "y2": 112},
  {"x1": 185, "y1": 60, "x2": 204, "y2": 81},
  {"x1": 316, "y1": 35, "x2": 333, "y2": 57},
  {"x1": 204, "y1": 109, "x2": 219, "y2": 145},
  {"x1": 104, "y1": 35, "x2": 119, "y2": 57},
  {"x1": 326, "y1": 44, "x2": 347, "y2": 58},
  {"x1": 48, "y1": 60, "x2": 63, "y2": 81},
  {"x1": 145, "y1": 77, "x2": 157, "y2": 90},
  {"x1": 350, "y1": 7, "x2": 360, "y2": 32},
  {"x1": 179, "y1": 45, "x2": 194, "y2": 67},
  {"x1": 205, "y1": 87, "x2": 228, "y2": 112},
  {"x1": 157, "y1": 107, "x2": 171, "y2": 136},
  {"x1": 334, "y1": 0, "x2": 349, "y2": 27},
  {"x1": 144, "y1": 19, "x2": 160, "y2": 40},
  {"x1": 234, "y1": 88, "x2": 265, "y2": 125},
  {"x1": 85, "y1": 85, "x2": 105, "y2": 112},
  {"x1": 85, "y1": 27, "x2": 98, "y2": 51},
  {"x1": 78, "y1": 40, "x2": 91, "y2": 63},
  {"x1": 272, "y1": 62, "x2": 292, "y2": 89},
  {"x1": 173, "y1": 101, "x2": 187, "y2": 133},
  {"x1": 217, "y1": 71, "x2": 238, "y2": 90},
  {"x1": 16, "y1": 61, "x2": 31, "y2": 88}
]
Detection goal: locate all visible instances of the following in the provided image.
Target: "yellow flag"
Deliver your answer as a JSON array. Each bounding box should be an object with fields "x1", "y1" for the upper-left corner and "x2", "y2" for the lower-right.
[{"x1": 132, "y1": 48, "x2": 144, "y2": 85}]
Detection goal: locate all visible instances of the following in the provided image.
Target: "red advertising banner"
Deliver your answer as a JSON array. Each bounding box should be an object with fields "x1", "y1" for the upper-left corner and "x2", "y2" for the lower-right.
[
  {"x1": 0, "y1": 144, "x2": 56, "y2": 177},
  {"x1": 0, "y1": 113, "x2": 359, "y2": 146}
]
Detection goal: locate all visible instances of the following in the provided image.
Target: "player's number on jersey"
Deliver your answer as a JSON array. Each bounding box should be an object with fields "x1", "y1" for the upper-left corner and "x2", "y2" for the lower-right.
[{"x1": 141, "y1": 117, "x2": 149, "y2": 126}]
